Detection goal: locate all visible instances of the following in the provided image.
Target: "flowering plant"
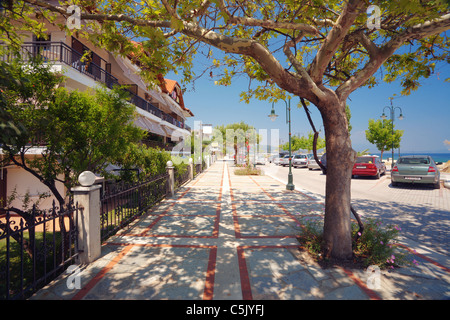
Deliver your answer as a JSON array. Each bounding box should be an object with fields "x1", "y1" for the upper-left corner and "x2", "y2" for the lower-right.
[
  {"x1": 351, "y1": 218, "x2": 413, "y2": 269},
  {"x1": 297, "y1": 217, "x2": 415, "y2": 269}
]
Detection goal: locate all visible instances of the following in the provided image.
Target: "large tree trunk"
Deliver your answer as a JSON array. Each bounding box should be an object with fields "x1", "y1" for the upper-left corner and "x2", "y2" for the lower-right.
[{"x1": 319, "y1": 96, "x2": 356, "y2": 260}]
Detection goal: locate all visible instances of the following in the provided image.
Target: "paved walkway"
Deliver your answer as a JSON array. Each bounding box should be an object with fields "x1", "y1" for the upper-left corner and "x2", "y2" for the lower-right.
[{"x1": 32, "y1": 160, "x2": 449, "y2": 301}]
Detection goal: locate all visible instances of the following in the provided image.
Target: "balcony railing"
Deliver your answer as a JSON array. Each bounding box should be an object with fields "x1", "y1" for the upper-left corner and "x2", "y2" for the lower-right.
[
  {"x1": 2, "y1": 42, "x2": 191, "y2": 132},
  {"x1": 4, "y1": 41, "x2": 121, "y2": 89}
]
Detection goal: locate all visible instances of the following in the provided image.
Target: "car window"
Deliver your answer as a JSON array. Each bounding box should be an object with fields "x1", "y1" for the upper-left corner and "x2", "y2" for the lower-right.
[
  {"x1": 356, "y1": 157, "x2": 374, "y2": 164},
  {"x1": 398, "y1": 157, "x2": 430, "y2": 165}
]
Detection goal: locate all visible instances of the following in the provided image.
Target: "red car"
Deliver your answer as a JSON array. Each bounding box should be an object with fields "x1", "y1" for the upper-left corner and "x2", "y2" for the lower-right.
[{"x1": 352, "y1": 156, "x2": 386, "y2": 179}]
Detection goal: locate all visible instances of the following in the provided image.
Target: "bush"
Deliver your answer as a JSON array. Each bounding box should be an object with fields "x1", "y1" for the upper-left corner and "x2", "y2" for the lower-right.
[
  {"x1": 297, "y1": 217, "x2": 415, "y2": 269},
  {"x1": 351, "y1": 218, "x2": 413, "y2": 269},
  {"x1": 234, "y1": 166, "x2": 262, "y2": 175}
]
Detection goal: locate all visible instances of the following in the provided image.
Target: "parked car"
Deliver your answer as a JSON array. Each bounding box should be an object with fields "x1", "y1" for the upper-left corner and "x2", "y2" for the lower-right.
[
  {"x1": 352, "y1": 155, "x2": 386, "y2": 179},
  {"x1": 280, "y1": 155, "x2": 291, "y2": 166},
  {"x1": 320, "y1": 153, "x2": 327, "y2": 168},
  {"x1": 292, "y1": 154, "x2": 308, "y2": 168},
  {"x1": 391, "y1": 155, "x2": 441, "y2": 189},
  {"x1": 307, "y1": 154, "x2": 323, "y2": 170},
  {"x1": 255, "y1": 156, "x2": 266, "y2": 165},
  {"x1": 274, "y1": 153, "x2": 288, "y2": 165},
  {"x1": 320, "y1": 153, "x2": 327, "y2": 174}
]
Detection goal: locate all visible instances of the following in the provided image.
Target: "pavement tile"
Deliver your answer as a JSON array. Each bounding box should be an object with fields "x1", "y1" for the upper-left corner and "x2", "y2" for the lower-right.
[{"x1": 31, "y1": 160, "x2": 450, "y2": 301}]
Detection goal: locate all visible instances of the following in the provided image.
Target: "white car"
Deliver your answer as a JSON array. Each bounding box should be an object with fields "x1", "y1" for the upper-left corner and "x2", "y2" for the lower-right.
[
  {"x1": 274, "y1": 153, "x2": 288, "y2": 165},
  {"x1": 279, "y1": 155, "x2": 291, "y2": 166},
  {"x1": 255, "y1": 156, "x2": 266, "y2": 165}
]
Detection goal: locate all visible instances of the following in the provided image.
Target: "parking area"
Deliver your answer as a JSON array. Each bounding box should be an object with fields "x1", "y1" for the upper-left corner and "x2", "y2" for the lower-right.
[{"x1": 262, "y1": 163, "x2": 450, "y2": 256}]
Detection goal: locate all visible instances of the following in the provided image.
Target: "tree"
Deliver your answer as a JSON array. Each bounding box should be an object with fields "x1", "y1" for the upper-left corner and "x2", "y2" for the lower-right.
[
  {"x1": 1, "y1": 58, "x2": 145, "y2": 203},
  {"x1": 281, "y1": 132, "x2": 326, "y2": 153},
  {"x1": 1, "y1": 57, "x2": 145, "y2": 255},
  {"x1": 215, "y1": 121, "x2": 258, "y2": 165},
  {"x1": 10, "y1": 0, "x2": 450, "y2": 259},
  {"x1": 365, "y1": 119, "x2": 404, "y2": 160}
]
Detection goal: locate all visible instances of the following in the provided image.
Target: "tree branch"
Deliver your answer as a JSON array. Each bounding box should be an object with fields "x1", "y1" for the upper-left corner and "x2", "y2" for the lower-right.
[
  {"x1": 283, "y1": 34, "x2": 326, "y2": 101},
  {"x1": 216, "y1": 0, "x2": 319, "y2": 34},
  {"x1": 228, "y1": 16, "x2": 320, "y2": 35},
  {"x1": 308, "y1": 0, "x2": 365, "y2": 84},
  {"x1": 336, "y1": 13, "x2": 450, "y2": 101}
]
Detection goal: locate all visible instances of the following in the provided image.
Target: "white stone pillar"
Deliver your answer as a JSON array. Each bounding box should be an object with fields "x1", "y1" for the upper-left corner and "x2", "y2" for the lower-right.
[
  {"x1": 166, "y1": 160, "x2": 175, "y2": 196},
  {"x1": 71, "y1": 171, "x2": 102, "y2": 265}
]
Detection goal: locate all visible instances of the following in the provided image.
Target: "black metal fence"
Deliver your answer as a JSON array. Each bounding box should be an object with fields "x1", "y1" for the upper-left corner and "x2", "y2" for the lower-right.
[
  {"x1": 174, "y1": 167, "x2": 190, "y2": 189},
  {"x1": 195, "y1": 161, "x2": 207, "y2": 176},
  {"x1": 0, "y1": 165, "x2": 199, "y2": 299},
  {"x1": 100, "y1": 174, "x2": 169, "y2": 241},
  {"x1": 0, "y1": 202, "x2": 80, "y2": 300}
]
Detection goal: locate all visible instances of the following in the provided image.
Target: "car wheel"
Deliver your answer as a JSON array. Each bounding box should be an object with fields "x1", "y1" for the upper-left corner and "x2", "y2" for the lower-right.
[
  {"x1": 434, "y1": 181, "x2": 441, "y2": 189},
  {"x1": 376, "y1": 171, "x2": 381, "y2": 179},
  {"x1": 392, "y1": 181, "x2": 399, "y2": 187}
]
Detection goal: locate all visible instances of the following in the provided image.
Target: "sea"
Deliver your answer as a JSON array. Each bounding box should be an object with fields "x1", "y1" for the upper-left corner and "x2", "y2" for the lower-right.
[{"x1": 372, "y1": 152, "x2": 450, "y2": 163}]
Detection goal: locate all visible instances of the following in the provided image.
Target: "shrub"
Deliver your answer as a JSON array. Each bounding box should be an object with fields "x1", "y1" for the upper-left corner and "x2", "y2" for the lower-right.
[
  {"x1": 234, "y1": 166, "x2": 262, "y2": 175},
  {"x1": 351, "y1": 218, "x2": 412, "y2": 269},
  {"x1": 297, "y1": 217, "x2": 414, "y2": 269}
]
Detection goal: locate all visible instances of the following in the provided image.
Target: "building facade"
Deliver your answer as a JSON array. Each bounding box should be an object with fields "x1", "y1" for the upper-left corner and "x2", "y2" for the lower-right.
[{"x1": 1, "y1": 16, "x2": 194, "y2": 210}]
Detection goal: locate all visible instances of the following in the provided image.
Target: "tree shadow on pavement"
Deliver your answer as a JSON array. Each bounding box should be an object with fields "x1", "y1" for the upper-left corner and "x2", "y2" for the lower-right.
[{"x1": 351, "y1": 198, "x2": 449, "y2": 256}]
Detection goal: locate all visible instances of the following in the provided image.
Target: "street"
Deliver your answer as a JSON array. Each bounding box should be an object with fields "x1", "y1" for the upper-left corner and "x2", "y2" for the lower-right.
[{"x1": 261, "y1": 162, "x2": 450, "y2": 256}]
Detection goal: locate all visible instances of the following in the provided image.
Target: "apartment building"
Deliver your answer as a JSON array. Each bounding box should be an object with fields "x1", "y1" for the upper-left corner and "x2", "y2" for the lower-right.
[{"x1": 1, "y1": 15, "x2": 194, "y2": 210}]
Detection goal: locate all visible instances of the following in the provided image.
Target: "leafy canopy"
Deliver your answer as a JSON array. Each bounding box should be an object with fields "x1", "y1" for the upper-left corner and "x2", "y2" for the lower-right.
[
  {"x1": 0, "y1": 57, "x2": 145, "y2": 192},
  {"x1": 281, "y1": 132, "x2": 326, "y2": 152},
  {"x1": 4, "y1": 0, "x2": 449, "y2": 107},
  {"x1": 365, "y1": 118, "x2": 404, "y2": 156}
]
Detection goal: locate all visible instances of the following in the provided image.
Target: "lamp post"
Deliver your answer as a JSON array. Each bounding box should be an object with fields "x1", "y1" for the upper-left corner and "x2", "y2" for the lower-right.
[
  {"x1": 381, "y1": 98, "x2": 403, "y2": 169},
  {"x1": 268, "y1": 100, "x2": 295, "y2": 191}
]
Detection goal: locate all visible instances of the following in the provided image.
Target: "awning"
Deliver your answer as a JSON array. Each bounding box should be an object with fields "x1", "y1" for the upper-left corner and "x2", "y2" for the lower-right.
[
  {"x1": 161, "y1": 125, "x2": 189, "y2": 142},
  {"x1": 162, "y1": 125, "x2": 177, "y2": 141},
  {"x1": 134, "y1": 116, "x2": 166, "y2": 137}
]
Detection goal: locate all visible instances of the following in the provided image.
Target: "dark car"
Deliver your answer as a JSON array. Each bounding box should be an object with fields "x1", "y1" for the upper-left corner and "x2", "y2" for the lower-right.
[
  {"x1": 352, "y1": 156, "x2": 386, "y2": 179},
  {"x1": 391, "y1": 155, "x2": 440, "y2": 188},
  {"x1": 320, "y1": 153, "x2": 327, "y2": 174}
]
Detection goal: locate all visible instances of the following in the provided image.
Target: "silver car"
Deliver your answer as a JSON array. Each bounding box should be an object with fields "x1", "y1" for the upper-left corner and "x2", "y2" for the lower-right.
[
  {"x1": 280, "y1": 155, "x2": 291, "y2": 166},
  {"x1": 307, "y1": 154, "x2": 322, "y2": 170},
  {"x1": 391, "y1": 155, "x2": 440, "y2": 189},
  {"x1": 292, "y1": 154, "x2": 308, "y2": 168}
]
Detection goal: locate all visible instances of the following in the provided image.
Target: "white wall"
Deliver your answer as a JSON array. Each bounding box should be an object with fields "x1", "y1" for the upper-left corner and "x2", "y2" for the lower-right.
[{"x1": 6, "y1": 166, "x2": 66, "y2": 212}]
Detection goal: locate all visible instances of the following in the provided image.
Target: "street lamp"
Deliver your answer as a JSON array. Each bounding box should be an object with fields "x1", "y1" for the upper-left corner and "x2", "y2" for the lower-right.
[
  {"x1": 381, "y1": 99, "x2": 404, "y2": 168},
  {"x1": 268, "y1": 103, "x2": 278, "y2": 122},
  {"x1": 268, "y1": 100, "x2": 295, "y2": 191}
]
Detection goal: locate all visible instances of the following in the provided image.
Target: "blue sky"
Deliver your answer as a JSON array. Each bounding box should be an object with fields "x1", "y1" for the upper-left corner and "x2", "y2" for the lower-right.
[{"x1": 175, "y1": 60, "x2": 449, "y2": 154}]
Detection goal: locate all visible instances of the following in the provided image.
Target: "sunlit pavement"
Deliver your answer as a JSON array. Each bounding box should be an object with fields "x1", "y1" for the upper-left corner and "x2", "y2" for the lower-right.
[
  {"x1": 264, "y1": 162, "x2": 450, "y2": 256},
  {"x1": 32, "y1": 160, "x2": 449, "y2": 301}
]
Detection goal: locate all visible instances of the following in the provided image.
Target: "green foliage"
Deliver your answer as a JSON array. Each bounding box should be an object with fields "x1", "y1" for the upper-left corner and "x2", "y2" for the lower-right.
[
  {"x1": 2, "y1": 1, "x2": 449, "y2": 104},
  {"x1": 365, "y1": 119, "x2": 404, "y2": 159},
  {"x1": 357, "y1": 149, "x2": 370, "y2": 156},
  {"x1": 120, "y1": 144, "x2": 171, "y2": 179},
  {"x1": 281, "y1": 132, "x2": 326, "y2": 152},
  {"x1": 298, "y1": 217, "x2": 414, "y2": 269},
  {"x1": 234, "y1": 166, "x2": 262, "y2": 176},
  {"x1": 1, "y1": 57, "x2": 145, "y2": 193},
  {"x1": 351, "y1": 219, "x2": 412, "y2": 269}
]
